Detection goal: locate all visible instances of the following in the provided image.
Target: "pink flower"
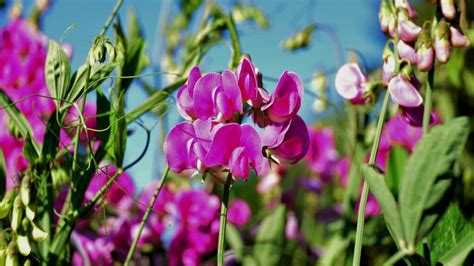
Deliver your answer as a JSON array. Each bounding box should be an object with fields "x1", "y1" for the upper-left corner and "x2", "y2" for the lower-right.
[
  {"x1": 379, "y1": 1, "x2": 396, "y2": 36},
  {"x1": 305, "y1": 127, "x2": 339, "y2": 182},
  {"x1": 227, "y1": 199, "x2": 251, "y2": 227},
  {"x1": 71, "y1": 232, "x2": 115, "y2": 266},
  {"x1": 388, "y1": 74, "x2": 423, "y2": 107},
  {"x1": 285, "y1": 212, "x2": 299, "y2": 240},
  {"x1": 434, "y1": 36, "x2": 451, "y2": 63},
  {"x1": 395, "y1": 0, "x2": 417, "y2": 18},
  {"x1": 399, "y1": 104, "x2": 438, "y2": 127},
  {"x1": 382, "y1": 55, "x2": 396, "y2": 83},
  {"x1": 261, "y1": 71, "x2": 304, "y2": 123},
  {"x1": 450, "y1": 26, "x2": 470, "y2": 48},
  {"x1": 235, "y1": 57, "x2": 259, "y2": 105},
  {"x1": 193, "y1": 70, "x2": 243, "y2": 122},
  {"x1": 334, "y1": 63, "x2": 368, "y2": 103},
  {"x1": 397, "y1": 19, "x2": 421, "y2": 43},
  {"x1": 177, "y1": 66, "x2": 202, "y2": 120},
  {"x1": 397, "y1": 40, "x2": 418, "y2": 65},
  {"x1": 416, "y1": 46, "x2": 434, "y2": 72},
  {"x1": 440, "y1": 0, "x2": 456, "y2": 20},
  {"x1": 261, "y1": 115, "x2": 310, "y2": 164}
]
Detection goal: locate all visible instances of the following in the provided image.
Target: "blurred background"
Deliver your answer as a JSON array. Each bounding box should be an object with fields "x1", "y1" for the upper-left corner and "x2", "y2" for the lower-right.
[{"x1": 0, "y1": 0, "x2": 385, "y2": 188}]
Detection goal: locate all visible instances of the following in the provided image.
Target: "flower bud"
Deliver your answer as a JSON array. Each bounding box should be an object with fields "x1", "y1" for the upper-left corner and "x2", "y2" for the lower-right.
[
  {"x1": 334, "y1": 63, "x2": 369, "y2": 103},
  {"x1": 20, "y1": 175, "x2": 31, "y2": 206},
  {"x1": 379, "y1": 0, "x2": 396, "y2": 35},
  {"x1": 388, "y1": 74, "x2": 423, "y2": 107},
  {"x1": 16, "y1": 235, "x2": 31, "y2": 256},
  {"x1": 89, "y1": 36, "x2": 110, "y2": 65},
  {"x1": 450, "y1": 26, "x2": 470, "y2": 48},
  {"x1": 434, "y1": 20, "x2": 451, "y2": 63},
  {"x1": 36, "y1": 0, "x2": 51, "y2": 12},
  {"x1": 6, "y1": 242, "x2": 18, "y2": 266},
  {"x1": 397, "y1": 11, "x2": 421, "y2": 43},
  {"x1": 11, "y1": 196, "x2": 23, "y2": 232},
  {"x1": 395, "y1": 0, "x2": 417, "y2": 18},
  {"x1": 440, "y1": 0, "x2": 456, "y2": 20},
  {"x1": 416, "y1": 30, "x2": 434, "y2": 72},
  {"x1": 383, "y1": 54, "x2": 396, "y2": 83},
  {"x1": 31, "y1": 222, "x2": 48, "y2": 242},
  {"x1": 310, "y1": 72, "x2": 327, "y2": 94},
  {"x1": 25, "y1": 204, "x2": 36, "y2": 221},
  {"x1": 0, "y1": 190, "x2": 15, "y2": 219},
  {"x1": 397, "y1": 40, "x2": 418, "y2": 64}
]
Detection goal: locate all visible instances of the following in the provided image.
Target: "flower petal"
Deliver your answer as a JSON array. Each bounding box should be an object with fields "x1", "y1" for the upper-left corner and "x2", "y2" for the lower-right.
[{"x1": 388, "y1": 75, "x2": 423, "y2": 107}]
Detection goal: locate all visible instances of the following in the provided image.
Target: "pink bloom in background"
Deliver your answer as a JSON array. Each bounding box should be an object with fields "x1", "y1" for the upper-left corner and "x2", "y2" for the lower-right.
[
  {"x1": 71, "y1": 232, "x2": 115, "y2": 266},
  {"x1": 261, "y1": 115, "x2": 309, "y2": 164},
  {"x1": 177, "y1": 66, "x2": 201, "y2": 120},
  {"x1": 63, "y1": 101, "x2": 98, "y2": 143},
  {"x1": 193, "y1": 70, "x2": 243, "y2": 122},
  {"x1": 334, "y1": 63, "x2": 368, "y2": 104},
  {"x1": 285, "y1": 212, "x2": 299, "y2": 240},
  {"x1": 305, "y1": 127, "x2": 339, "y2": 182},
  {"x1": 227, "y1": 199, "x2": 251, "y2": 227}
]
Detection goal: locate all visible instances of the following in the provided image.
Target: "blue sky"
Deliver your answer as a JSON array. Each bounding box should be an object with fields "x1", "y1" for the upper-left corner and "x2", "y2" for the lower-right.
[{"x1": 1, "y1": 0, "x2": 385, "y2": 188}]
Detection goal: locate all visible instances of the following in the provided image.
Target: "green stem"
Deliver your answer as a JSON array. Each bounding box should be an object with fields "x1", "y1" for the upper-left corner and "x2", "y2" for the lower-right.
[
  {"x1": 353, "y1": 91, "x2": 391, "y2": 266},
  {"x1": 124, "y1": 166, "x2": 170, "y2": 265},
  {"x1": 217, "y1": 173, "x2": 233, "y2": 266},
  {"x1": 383, "y1": 250, "x2": 406, "y2": 266},
  {"x1": 422, "y1": 68, "x2": 434, "y2": 134},
  {"x1": 99, "y1": 0, "x2": 124, "y2": 36},
  {"x1": 225, "y1": 13, "x2": 241, "y2": 69}
]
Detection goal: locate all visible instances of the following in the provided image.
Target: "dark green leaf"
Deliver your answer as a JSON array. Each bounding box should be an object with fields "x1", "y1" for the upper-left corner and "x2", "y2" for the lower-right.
[
  {"x1": 23, "y1": 134, "x2": 40, "y2": 163},
  {"x1": 68, "y1": 64, "x2": 91, "y2": 103},
  {"x1": 0, "y1": 149, "x2": 6, "y2": 198},
  {"x1": 253, "y1": 204, "x2": 287, "y2": 266},
  {"x1": 45, "y1": 40, "x2": 71, "y2": 107},
  {"x1": 110, "y1": 90, "x2": 127, "y2": 167},
  {"x1": 88, "y1": 63, "x2": 117, "y2": 90},
  {"x1": 126, "y1": 9, "x2": 143, "y2": 46},
  {"x1": 363, "y1": 165, "x2": 405, "y2": 246},
  {"x1": 438, "y1": 232, "x2": 474, "y2": 265},
  {"x1": 399, "y1": 117, "x2": 470, "y2": 247},
  {"x1": 386, "y1": 145, "x2": 408, "y2": 197},
  {"x1": 282, "y1": 24, "x2": 316, "y2": 51},
  {"x1": 41, "y1": 110, "x2": 61, "y2": 161}
]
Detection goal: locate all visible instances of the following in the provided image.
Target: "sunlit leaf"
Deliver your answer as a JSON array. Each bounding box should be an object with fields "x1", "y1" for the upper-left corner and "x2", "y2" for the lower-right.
[{"x1": 45, "y1": 40, "x2": 71, "y2": 107}]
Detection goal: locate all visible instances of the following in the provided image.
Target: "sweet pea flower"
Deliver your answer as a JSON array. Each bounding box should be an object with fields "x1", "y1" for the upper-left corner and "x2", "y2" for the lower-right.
[
  {"x1": 450, "y1": 26, "x2": 470, "y2": 48},
  {"x1": 261, "y1": 115, "x2": 310, "y2": 164},
  {"x1": 397, "y1": 40, "x2": 418, "y2": 64},
  {"x1": 383, "y1": 55, "x2": 396, "y2": 83},
  {"x1": 334, "y1": 63, "x2": 368, "y2": 103},
  {"x1": 193, "y1": 70, "x2": 243, "y2": 122},
  {"x1": 395, "y1": 0, "x2": 417, "y2": 18},
  {"x1": 285, "y1": 212, "x2": 299, "y2": 240},
  {"x1": 64, "y1": 101, "x2": 98, "y2": 142},
  {"x1": 388, "y1": 74, "x2": 423, "y2": 107},
  {"x1": 205, "y1": 123, "x2": 269, "y2": 179},
  {"x1": 434, "y1": 20, "x2": 451, "y2": 63},
  {"x1": 440, "y1": 0, "x2": 456, "y2": 20},
  {"x1": 235, "y1": 57, "x2": 260, "y2": 105},
  {"x1": 399, "y1": 104, "x2": 437, "y2": 127},
  {"x1": 397, "y1": 15, "x2": 421, "y2": 43},
  {"x1": 71, "y1": 232, "x2": 115, "y2": 266},
  {"x1": 416, "y1": 45, "x2": 434, "y2": 72},
  {"x1": 379, "y1": 0, "x2": 396, "y2": 36},
  {"x1": 177, "y1": 66, "x2": 202, "y2": 120},
  {"x1": 305, "y1": 127, "x2": 339, "y2": 182},
  {"x1": 261, "y1": 71, "x2": 304, "y2": 123},
  {"x1": 227, "y1": 199, "x2": 251, "y2": 227}
]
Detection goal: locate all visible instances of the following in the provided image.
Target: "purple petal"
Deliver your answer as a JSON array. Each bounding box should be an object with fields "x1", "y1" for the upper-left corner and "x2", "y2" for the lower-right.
[
  {"x1": 164, "y1": 122, "x2": 198, "y2": 173},
  {"x1": 193, "y1": 72, "x2": 221, "y2": 119},
  {"x1": 236, "y1": 57, "x2": 258, "y2": 103},
  {"x1": 204, "y1": 123, "x2": 241, "y2": 167},
  {"x1": 266, "y1": 71, "x2": 303, "y2": 123},
  {"x1": 270, "y1": 115, "x2": 310, "y2": 164}
]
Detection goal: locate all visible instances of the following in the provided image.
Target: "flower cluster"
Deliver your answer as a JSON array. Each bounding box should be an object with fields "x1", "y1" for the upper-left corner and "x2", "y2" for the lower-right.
[
  {"x1": 165, "y1": 58, "x2": 309, "y2": 180},
  {"x1": 70, "y1": 171, "x2": 250, "y2": 266}
]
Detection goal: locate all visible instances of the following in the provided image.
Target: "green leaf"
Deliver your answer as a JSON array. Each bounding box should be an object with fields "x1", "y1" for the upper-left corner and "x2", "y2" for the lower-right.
[
  {"x1": 253, "y1": 204, "x2": 287, "y2": 266},
  {"x1": 41, "y1": 110, "x2": 61, "y2": 161},
  {"x1": 0, "y1": 91, "x2": 41, "y2": 154},
  {"x1": 226, "y1": 223, "x2": 244, "y2": 261},
  {"x1": 363, "y1": 165, "x2": 405, "y2": 246},
  {"x1": 438, "y1": 232, "x2": 474, "y2": 265},
  {"x1": 88, "y1": 63, "x2": 117, "y2": 90},
  {"x1": 23, "y1": 134, "x2": 39, "y2": 163},
  {"x1": 317, "y1": 235, "x2": 350, "y2": 266},
  {"x1": 68, "y1": 64, "x2": 91, "y2": 103},
  {"x1": 385, "y1": 145, "x2": 408, "y2": 197},
  {"x1": 45, "y1": 40, "x2": 71, "y2": 107},
  {"x1": 0, "y1": 149, "x2": 6, "y2": 199},
  {"x1": 282, "y1": 24, "x2": 316, "y2": 51},
  {"x1": 109, "y1": 90, "x2": 127, "y2": 167},
  {"x1": 399, "y1": 117, "x2": 470, "y2": 247}
]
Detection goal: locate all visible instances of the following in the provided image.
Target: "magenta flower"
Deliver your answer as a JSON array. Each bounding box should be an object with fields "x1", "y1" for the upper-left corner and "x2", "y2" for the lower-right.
[
  {"x1": 305, "y1": 127, "x2": 339, "y2": 182},
  {"x1": 177, "y1": 66, "x2": 202, "y2": 120},
  {"x1": 235, "y1": 57, "x2": 259, "y2": 105},
  {"x1": 334, "y1": 63, "x2": 369, "y2": 104},
  {"x1": 193, "y1": 70, "x2": 243, "y2": 122},
  {"x1": 388, "y1": 74, "x2": 423, "y2": 108},
  {"x1": 397, "y1": 40, "x2": 418, "y2": 65},
  {"x1": 261, "y1": 115, "x2": 310, "y2": 164},
  {"x1": 399, "y1": 104, "x2": 438, "y2": 127},
  {"x1": 450, "y1": 26, "x2": 470, "y2": 48},
  {"x1": 259, "y1": 71, "x2": 303, "y2": 123},
  {"x1": 227, "y1": 199, "x2": 251, "y2": 227},
  {"x1": 205, "y1": 123, "x2": 269, "y2": 179},
  {"x1": 64, "y1": 101, "x2": 98, "y2": 142},
  {"x1": 71, "y1": 232, "x2": 115, "y2": 266}
]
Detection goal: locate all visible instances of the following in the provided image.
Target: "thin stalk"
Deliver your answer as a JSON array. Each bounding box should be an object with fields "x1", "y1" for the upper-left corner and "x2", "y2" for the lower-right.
[
  {"x1": 383, "y1": 250, "x2": 406, "y2": 266},
  {"x1": 353, "y1": 91, "x2": 391, "y2": 266},
  {"x1": 217, "y1": 173, "x2": 233, "y2": 266},
  {"x1": 423, "y1": 68, "x2": 434, "y2": 134},
  {"x1": 124, "y1": 166, "x2": 170, "y2": 265},
  {"x1": 225, "y1": 14, "x2": 241, "y2": 68},
  {"x1": 99, "y1": 0, "x2": 124, "y2": 36}
]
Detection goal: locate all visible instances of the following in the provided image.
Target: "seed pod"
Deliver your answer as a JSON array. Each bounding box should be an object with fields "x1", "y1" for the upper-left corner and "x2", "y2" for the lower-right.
[
  {"x1": 31, "y1": 222, "x2": 48, "y2": 242},
  {"x1": 25, "y1": 204, "x2": 35, "y2": 221},
  {"x1": 0, "y1": 190, "x2": 15, "y2": 219},
  {"x1": 5, "y1": 242, "x2": 18, "y2": 266},
  {"x1": 20, "y1": 175, "x2": 31, "y2": 206},
  {"x1": 23, "y1": 259, "x2": 31, "y2": 266},
  {"x1": 0, "y1": 246, "x2": 6, "y2": 266},
  {"x1": 16, "y1": 236, "x2": 31, "y2": 256},
  {"x1": 11, "y1": 196, "x2": 23, "y2": 232}
]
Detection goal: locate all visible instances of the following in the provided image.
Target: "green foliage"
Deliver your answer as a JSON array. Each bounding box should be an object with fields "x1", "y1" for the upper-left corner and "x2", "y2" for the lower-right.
[
  {"x1": 45, "y1": 40, "x2": 71, "y2": 108},
  {"x1": 385, "y1": 145, "x2": 408, "y2": 197},
  {"x1": 282, "y1": 24, "x2": 316, "y2": 51},
  {"x1": 226, "y1": 223, "x2": 244, "y2": 261},
  {"x1": 0, "y1": 149, "x2": 6, "y2": 199},
  {"x1": 253, "y1": 204, "x2": 287, "y2": 266},
  {"x1": 232, "y1": 3, "x2": 269, "y2": 29}
]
